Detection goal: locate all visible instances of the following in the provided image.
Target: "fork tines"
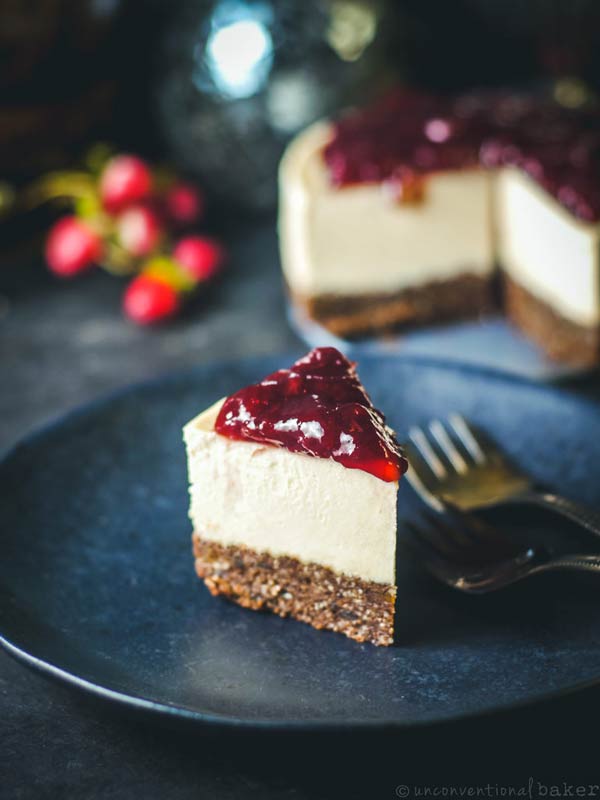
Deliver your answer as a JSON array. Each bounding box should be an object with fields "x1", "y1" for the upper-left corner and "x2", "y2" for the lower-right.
[
  {"x1": 410, "y1": 414, "x2": 486, "y2": 478},
  {"x1": 402, "y1": 415, "x2": 491, "y2": 510}
]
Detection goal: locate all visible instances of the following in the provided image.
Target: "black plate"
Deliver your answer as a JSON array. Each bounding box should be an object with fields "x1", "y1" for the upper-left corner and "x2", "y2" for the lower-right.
[{"x1": 2, "y1": 355, "x2": 600, "y2": 730}]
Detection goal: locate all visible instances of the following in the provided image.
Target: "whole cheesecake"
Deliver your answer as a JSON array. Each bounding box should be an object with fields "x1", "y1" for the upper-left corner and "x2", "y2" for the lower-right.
[
  {"x1": 279, "y1": 90, "x2": 600, "y2": 365},
  {"x1": 183, "y1": 347, "x2": 408, "y2": 646}
]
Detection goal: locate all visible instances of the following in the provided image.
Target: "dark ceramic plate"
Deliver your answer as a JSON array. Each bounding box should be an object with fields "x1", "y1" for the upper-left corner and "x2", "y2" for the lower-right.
[{"x1": 2, "y1": 355, "x2": 600, "y2": 730}]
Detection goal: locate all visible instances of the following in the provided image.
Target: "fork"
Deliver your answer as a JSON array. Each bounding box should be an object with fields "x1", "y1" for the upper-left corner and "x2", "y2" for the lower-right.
[
  {"x1": 403, "y1": 414, "x2": 600, "y2": 539},
  {"x1": 407, "y1": 511, "x2": 600, "y2": 593}
]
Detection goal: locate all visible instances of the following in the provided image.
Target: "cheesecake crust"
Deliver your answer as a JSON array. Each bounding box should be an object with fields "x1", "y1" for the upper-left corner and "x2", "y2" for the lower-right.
[
  {"x1": 291, "y1": 272, "x2": 495, "y2": 338},
  {"x1": 503, "y1": 274, "x2": 600, "y2": 366},
  {"x1": 192, "y1": 533, "x2": 396, "y2": 646}
]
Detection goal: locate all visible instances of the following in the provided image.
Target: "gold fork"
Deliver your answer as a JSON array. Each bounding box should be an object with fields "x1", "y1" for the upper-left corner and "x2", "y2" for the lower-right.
[{"x1": 403, "y1": 414, "x2": 600, "y2": 539}]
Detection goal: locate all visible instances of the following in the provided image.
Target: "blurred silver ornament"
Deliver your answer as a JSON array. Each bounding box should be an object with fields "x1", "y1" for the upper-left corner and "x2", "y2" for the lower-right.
[{"x1": 153, "y1": 0, "x2": 398, "y2": 213}]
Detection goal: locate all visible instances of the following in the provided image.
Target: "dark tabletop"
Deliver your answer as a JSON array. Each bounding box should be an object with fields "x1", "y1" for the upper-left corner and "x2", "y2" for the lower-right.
[{"x1": 1, "y1": 220, "x2": 599, "y2": 798}]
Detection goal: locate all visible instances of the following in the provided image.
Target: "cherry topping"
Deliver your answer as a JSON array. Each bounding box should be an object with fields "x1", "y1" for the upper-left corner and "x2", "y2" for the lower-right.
[
  {"x1": 215, "y1": 347, "x2": 408, "y2": 483},
  {"x1": 324, "y1": 89, "x2": 600, "y2": 222}
]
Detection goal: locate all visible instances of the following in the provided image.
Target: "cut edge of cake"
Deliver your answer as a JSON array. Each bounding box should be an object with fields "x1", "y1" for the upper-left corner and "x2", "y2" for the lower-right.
[{"x1": 497, "y1": 167, "x2": 600, "y2": 365}]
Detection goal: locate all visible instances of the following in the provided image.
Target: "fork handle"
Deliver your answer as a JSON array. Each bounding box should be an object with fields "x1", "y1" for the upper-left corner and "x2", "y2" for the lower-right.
[
  {"x1": 537, "y1": 554, "x2": 600, "y2": 575},
  {"x1": 516, "y1": 490, "x2": 600, "y2": 540}
]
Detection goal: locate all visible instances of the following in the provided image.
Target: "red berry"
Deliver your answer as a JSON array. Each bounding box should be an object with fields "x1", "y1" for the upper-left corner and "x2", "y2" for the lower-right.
[
  {"x1": 45, "y1": 216, "x2": 102, "y2": 277},
  {"x1": 164, "y1": 182, "x2": 204, "y2": 226},
  {"x1": 123, "y1": 275, "x2": 180, "y2": 324},
  {"x1": 117, "y1": 204, "x2": 162, "y2": 257},
  {"x1": 173, "y1": 236, "x2": 224, "y2": 281},
  {"x1": 100, "y1": 155, "x2": 152, "y2": 214}
]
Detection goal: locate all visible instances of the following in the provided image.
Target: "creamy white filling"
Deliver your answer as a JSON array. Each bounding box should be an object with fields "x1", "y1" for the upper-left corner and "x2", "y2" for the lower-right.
[
  {"x1": 278, "y1": 122, "x2": 495, "y2": 297},
  {"x1": 183, "y1": 399, "x2": 397, "y2": 586},
  {"x1": 496, "y1": 168, "x2": 600, "y2": 326}
]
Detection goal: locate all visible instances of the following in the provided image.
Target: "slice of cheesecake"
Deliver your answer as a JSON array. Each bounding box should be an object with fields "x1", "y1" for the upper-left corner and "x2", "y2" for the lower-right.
[{"x1": 183, "y1": 347, "x2": 408, "y2": 646}]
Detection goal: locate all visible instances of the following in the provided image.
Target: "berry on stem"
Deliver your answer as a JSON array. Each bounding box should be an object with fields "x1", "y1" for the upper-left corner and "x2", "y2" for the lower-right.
[
  {"x1": 173, "y1": 235, "x2": 224, "y2": 281},
  {"x1": 123, "y1": 274, "x2": 180, "y2": 324},
  {"x1": 116, "y1": 204, "x2": 162, "y2": 257},
  {"x1": 45, "y1": 216, "x2": 102, "y2": 277},
  {"x1": 164, "y1": 181, "x2": 204, "y2": 226},
  {"x1": 100, "y1": 155, "x2": 152, "y2": 214}
]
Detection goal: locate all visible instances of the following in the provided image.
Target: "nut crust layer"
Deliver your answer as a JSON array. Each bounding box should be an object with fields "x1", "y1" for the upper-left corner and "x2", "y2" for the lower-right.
[
  {"x1": 291, "y1": 272, "x2": 495, "y2": 338},
  {"x1": 503, "y1": 274, "x2": 600, "y2": 366},
  {"x1": 193, "y1": 533, "x2": 396, "y2": 646}
]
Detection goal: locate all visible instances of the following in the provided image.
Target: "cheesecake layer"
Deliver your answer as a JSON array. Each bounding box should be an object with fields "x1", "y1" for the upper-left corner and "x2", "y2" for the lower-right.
[
  {"x1": 497, "y1": 168, "x2": 600, "y2": 327},
  {"x1": 183, "y1": 399, "x2": 398, "y2": 586},
  {"x1": 279, "y1": 122, "x2": 495, "y2": 299},
  {"x1": 291, "y1": 272, "x2": 494, "y2": 338},
  {"x1": 504, "y1": 274, "x2": 600, "y2": 366},
  {"x1": 193, "y1": 534, "x2": 396, "y2": 646}
]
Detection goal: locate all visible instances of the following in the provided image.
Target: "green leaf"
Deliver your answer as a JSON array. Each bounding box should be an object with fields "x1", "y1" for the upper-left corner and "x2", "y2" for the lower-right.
[
  {"x1": 143, "y1": 257, "x2": 197, "y2": 292},
  {"x1": 84, "y1": 142, "x2": 115, "y2": 176}
]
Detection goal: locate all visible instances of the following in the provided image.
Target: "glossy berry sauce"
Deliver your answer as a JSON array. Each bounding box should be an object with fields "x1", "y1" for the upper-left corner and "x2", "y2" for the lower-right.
[
  {"x1": 324, "y1": 89, "x2": 600, "y2": 222},
  {"x1": 215, "y1": 347, "x2": 407, "y2": 483}
]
